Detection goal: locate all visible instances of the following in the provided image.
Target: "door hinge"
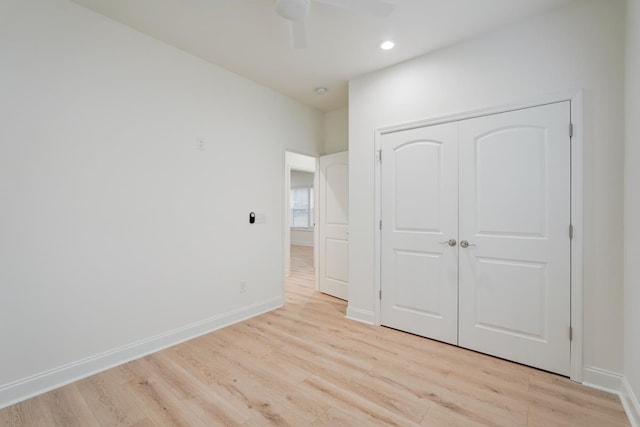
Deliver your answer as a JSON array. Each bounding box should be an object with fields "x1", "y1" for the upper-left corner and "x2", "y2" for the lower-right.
[
  {"x1": 569, "y1": 123, "x2": 574, "y2": 138},
  {"x1": 377, "y1": 149, "x2": 382, "y2": 162},
  {"x1": 569, "y1": 224, "x2": 574, "y2": 240},
  {"x1": 379, "y1": 290, "x2": 382, "y2": 300},
  {"x1": 569, "y1": 326, "x2": 573, "y2": 341},
  {"x1": 379, "y1": 220, "x2": 382, "y2": 230}
]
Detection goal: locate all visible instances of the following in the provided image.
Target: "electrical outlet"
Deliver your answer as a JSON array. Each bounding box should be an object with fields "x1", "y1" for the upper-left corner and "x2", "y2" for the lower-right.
[
  {"x1": 197, "y1": 138, "x2": 205, "y2": 151},
  {"x1": 239, "y1": 280, "x2": 247, "y2": 293}
]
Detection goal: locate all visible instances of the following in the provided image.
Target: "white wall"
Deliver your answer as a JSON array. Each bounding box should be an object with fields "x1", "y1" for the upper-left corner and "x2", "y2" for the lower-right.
[
  {"x1": 349, "y1": 0, "x2": 625, "y2": 377},
  {"x1": 290, "y1": 230, "x2": 314, "y2": 246},
  {"x1": 324, "y1": 106, "x2": 349, "y2": 154},
  {"x1": 624, "y1": 0, "x2": 640, "y2": 418},
  {"x1": 0, "y1": 0, "x2": 323, "y2": 406}
]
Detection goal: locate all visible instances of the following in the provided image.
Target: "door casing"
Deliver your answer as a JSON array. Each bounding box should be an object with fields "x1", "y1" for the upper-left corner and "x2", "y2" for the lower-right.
[{"x1": 373, "y1": 91, "x2": 584, "y2": 382}]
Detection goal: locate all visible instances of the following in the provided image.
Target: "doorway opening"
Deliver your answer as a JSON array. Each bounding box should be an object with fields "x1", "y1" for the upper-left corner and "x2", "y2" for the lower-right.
[
  {"x1": 289, "y1": 169, "x2": 316, "y2": 285},
  {"x1": 283, "y1": 150, "x2": 350, "y2": 302},
  {"x1": 284, "y1": 151, "x2": 318, "y2": 291}
]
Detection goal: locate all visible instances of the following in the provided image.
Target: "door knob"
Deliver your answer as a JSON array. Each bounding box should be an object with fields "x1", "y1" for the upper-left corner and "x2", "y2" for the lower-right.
[
  {"x1": 440, "y1": 239, "x2": 457, "y2": 247},
  {"x1": 460, "y1": 240, "x2": 476, "y2": 248}
]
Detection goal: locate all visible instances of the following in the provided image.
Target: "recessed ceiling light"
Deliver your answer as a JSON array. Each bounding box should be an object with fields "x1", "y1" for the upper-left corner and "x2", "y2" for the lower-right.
[
  {"x1": 378, "y1": 40, "x2": 395, "y2": 50},
  {"x1": 314, "y1": 86, "x2": 328, "y2": 96}
]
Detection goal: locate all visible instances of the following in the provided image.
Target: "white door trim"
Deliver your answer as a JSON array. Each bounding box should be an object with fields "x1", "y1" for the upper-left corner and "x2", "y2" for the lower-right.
[{"x1": 373, "y1": 90, "x2": 584, "y2": 382}]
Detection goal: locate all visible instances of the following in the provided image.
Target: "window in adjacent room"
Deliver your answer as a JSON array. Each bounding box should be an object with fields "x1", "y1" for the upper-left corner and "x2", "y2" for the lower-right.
[{"x1": 290, "y1": 186, "x2": 314, "y2": 229}]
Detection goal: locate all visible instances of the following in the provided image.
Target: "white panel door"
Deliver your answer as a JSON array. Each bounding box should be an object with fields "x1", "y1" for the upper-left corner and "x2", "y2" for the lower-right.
[
  {"x1": 319, "y1": 151, "x2": 349, "y2": 300},
  {"x1": 458, "y1": 102, "x2": 571, "y2": 375},
  {"x1": 380, "y1": 123, "x2": 459, "y2": 345}
]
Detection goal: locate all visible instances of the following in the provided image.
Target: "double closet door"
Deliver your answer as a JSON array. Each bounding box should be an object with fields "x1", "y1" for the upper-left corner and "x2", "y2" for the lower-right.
[{"x1": 380, "y1": 102, "x2": 571, "y2": 376}]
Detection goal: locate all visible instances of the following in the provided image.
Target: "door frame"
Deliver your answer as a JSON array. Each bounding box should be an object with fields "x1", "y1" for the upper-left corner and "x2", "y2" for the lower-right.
[{"x1": 373, "y1": 90, "x2": 584, "y2": 382}]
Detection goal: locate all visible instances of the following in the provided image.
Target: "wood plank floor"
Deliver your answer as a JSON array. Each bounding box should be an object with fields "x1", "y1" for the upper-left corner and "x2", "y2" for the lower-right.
[{"x1": 0, "y1": 245, "x2": 630, "y2": 426}]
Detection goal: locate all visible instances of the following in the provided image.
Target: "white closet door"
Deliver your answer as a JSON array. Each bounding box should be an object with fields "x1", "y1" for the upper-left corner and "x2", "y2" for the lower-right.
[
  {"x1": 458, "y1": 102, "x2": 571, "y2": 375},
  {"x1": 380, "y1": 123, "x2": 459, "y2": 345},
  {"x1": 318, "y1": 151, "x2": 349, "y2": 300}
]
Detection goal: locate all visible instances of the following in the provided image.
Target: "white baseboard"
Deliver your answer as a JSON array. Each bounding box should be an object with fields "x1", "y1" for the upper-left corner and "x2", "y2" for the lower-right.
[
  {"x1": 581, "y1": 367, "x2": 640, "y2": 427},
  {"x1": 582, "y1": 366, "x2": 624, "y2": 394},
  {"x1": 622, "y1": 377, "x2": 640, "y2": 427},
  {"x1": 0, "y1": 296, "x2": 283, "y2": 410},
  {"x1": 345, "y1": 305, "x2": 375, "y2": 325}
]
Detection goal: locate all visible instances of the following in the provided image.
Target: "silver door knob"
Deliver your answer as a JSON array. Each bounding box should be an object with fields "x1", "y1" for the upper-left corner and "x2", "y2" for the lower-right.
[
  {"x1": 460, "y1": 240, "x2": 476, "y2": 248},
  {"x1": 440, "y1": 239, "x2": 457, "y2": 247}
]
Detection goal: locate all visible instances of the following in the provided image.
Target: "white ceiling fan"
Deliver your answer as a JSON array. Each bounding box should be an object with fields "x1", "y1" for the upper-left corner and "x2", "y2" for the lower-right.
[{"x1": 274, "y1": 0, "x2": 396, "y2": 48}]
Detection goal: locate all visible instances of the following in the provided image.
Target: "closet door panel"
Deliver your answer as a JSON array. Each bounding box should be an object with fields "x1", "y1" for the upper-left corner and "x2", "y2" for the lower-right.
[
  {"x1": 458, "y1": 102, "x2": 571, "y2": 376},
  {"x1": 380, "y1": 122, "x2": 459, "y2": 345}
]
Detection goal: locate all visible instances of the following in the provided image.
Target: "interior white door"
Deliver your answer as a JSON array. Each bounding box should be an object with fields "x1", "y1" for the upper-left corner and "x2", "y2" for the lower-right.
[
  {"x1": 318, "y1": 151, "x2": 349, "y2": 300},
  {"x1": 380, "y1": 123, "x2": 459, "y2": 345},
  {"x1": 458, "y1": 102, "x2": 571, "y2": 375}
]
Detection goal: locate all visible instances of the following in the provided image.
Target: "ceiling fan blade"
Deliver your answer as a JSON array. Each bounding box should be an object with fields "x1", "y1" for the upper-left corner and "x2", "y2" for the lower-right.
[
  {"x1": 290, "y1": 20, "x2": 307, "y2": 49},
  {"x1": 315, "y1": 0, "x2": 396, "y2": 18}
]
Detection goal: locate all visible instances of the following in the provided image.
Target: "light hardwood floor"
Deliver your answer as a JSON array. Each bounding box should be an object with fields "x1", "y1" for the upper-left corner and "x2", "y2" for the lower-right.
[{"x1": 0, "y1": 245, "x2": 630, "y2": 426}]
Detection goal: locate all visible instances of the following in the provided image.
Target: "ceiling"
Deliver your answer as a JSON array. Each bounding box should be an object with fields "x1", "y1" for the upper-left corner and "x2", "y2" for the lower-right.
[{"x1": 71, "y1": 0, "x2": 574, "y2": 112}]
